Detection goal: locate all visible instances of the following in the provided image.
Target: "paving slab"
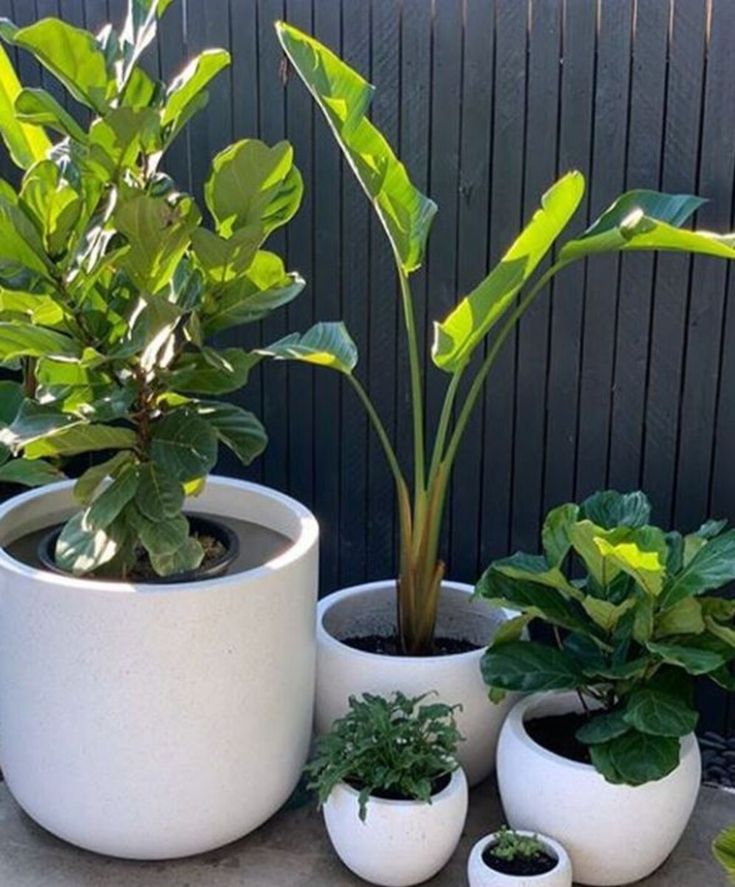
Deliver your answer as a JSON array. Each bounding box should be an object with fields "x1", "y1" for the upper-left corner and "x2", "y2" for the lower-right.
[{"x1": 0, "y1": 780, "x2": 731, "y2": 886}]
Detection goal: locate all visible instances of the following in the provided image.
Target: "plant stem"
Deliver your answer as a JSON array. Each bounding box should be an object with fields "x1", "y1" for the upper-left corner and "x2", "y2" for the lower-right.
[
  {"x1": 398, "y1": 271, "x2": 426, "y2": 524},
  {"x1": 348, "y1": 375, "x2": 406, "y2": 491},
  {"x1": 442, "y1": 261, "x2": 566, "y2": 476},
  {"x1": 427, "y1": 369, "x2": 463, "y2": 494}
]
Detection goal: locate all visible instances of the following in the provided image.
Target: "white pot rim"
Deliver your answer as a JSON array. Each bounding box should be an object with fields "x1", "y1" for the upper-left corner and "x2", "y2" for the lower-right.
[
  {"x1": 317, "y1": 579, "x2": 490, "y2": 664},
  {"x1": 331, "y1": 766, "x2": 466, "y2": 810},
  {"x1": 470, "y1": 830, "x2": 569, "y2": 875},
  {"x1": 507, "y1": 691, "x2": 697, "y2": 777},
  {"x1": 0, "y1": 475, "x2": 319, "y2": 594}
]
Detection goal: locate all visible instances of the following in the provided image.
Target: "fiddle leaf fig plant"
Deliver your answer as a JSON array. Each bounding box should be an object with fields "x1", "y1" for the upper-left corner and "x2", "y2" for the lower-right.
[
  {"x1": 270, "y1": 21, "x2": 735, "y2": 656},
  {"x1": 0, "y1": 0, "x2": 305, "y2": 578},
  {"x1": 477, "y1": 490, "x2": 735, "y2": 785}
]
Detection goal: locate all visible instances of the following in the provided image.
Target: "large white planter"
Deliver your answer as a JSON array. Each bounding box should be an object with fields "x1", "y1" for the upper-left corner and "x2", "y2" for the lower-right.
[
  {"x1": 324, "y1": 767, "x2": 468, "y2": 886},
  {"x1": 497, "y1": 693, "x2": 701, "y2": 886},
  {"x1": 315, "y1": 580, "x2": 517, "y2": 786},
  {"x1": 468, "y1": 831, "x2": 573, "y2": 887},
  {"x1": 0, "y1": 476, "x2": 319, "y2": 860}
]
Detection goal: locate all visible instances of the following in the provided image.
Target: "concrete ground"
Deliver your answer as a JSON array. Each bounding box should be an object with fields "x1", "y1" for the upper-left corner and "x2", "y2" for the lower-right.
[{"x1": 0, "y1": 780, "x2": 731, "y2": 886}]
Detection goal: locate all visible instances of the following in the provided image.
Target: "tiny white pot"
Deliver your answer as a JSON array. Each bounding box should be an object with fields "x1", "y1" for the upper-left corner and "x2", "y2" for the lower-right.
[
  {"x1": 316, "y1": 580, "x2": 518, "y2": 786},
  {"x1": 0, "y1": 477, "x2": 319, "y2": 860},
  {"x1": 323, "y1": 767, "x2": 468, "y2": 886},
  {"x1": 468, "y1": 831, "x2": 572, "y2": 887},
  {"x1": 497, "y1": 693, "x2": 701, "y2": 886}
]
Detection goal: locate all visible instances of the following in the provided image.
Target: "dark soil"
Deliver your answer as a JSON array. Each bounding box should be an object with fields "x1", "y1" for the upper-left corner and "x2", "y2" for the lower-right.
[
  {"x1": 347, "y1": 771, "x2": 451, "y2": 801},
  {"x1": 482, "y1": 846, "x2": 558, "y2": 876},
  {"x1": 526, "y1": 711, "x2": 593, "y2": 764},
  {"x1": 341, "y1": 634, "x2": 480, "y2": 657}
]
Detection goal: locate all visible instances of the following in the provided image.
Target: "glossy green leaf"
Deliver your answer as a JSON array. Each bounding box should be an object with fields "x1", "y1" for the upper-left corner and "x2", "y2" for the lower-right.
[
  {"x1": 582, "y1": 596, "x2": 637, "y2": 632},
  {"x1": 660, "y1": 530, "x2": 735, "y2": 609},
  {"x1": 481, "y1": 640, "x2": 584, "y2": 692},
  {"x1": 0, "y1": 378, "x2": 22, "y2": 424},
  {"x1": 605, "y1": 730, "x2": 681, "y2": 785},
  {"x1": 579, "y1": 490, "x2": 652, "y2": 530},
  {"x1": 162, "y1": 48, "x2": 230, "y2": 133},
  {"x1": 491, "y1": 551, "x2": 581, "y2": 598},
  {"x1": 0, "y1": 456, "x2": 63, "y2": 486},
  {"x1": 168, "y1": 347, "x2": 258, "y2": 395},
  {"x1": 433, "y1": 171, "x2": 585, "y2": 372},
  {"x1": 594, "y1": 535, "x2": 666, "y2": 597},
  {"x1": 259, "y1": 322, "x2": 358, "y2": 374},
  {"x1": 10, "y1": 18, "x2": 112, "y2": 113},
  {"x1": 646, "y1": 640, "x2": 727, "y2": 675},
  {"x1": 205, "y1": 138, "x2": 303, "y2": 239},
  {"x1": 0, "y1": 194, "x2": 56, "y2": 280},
  {"x1": 134, "y1": 462, "x2": 184, "y2": 521},
  {"x1": 589, "y1": 743, "x2": 626, "y2": 785},
  {"x1": 55, "y1": 510, "x2": 122, "y2": 575},
  {"x1": 193, "y1": 401, "x2": 267, "y2": 466},
  {"x1": 86, "y1": 463, "x2": 139, "y2": 530},
  {"x1": 15, "y1": 88, "x2": 87, "y2": 143},
  {"x1": 489, "y1": 613, "x2": 534, "y2": 647},
  {"x1": 74, "y1": 451, "x2": 135, "y2": 504},
  {"x1": 0, "y1": 42, "x2": 51, "y2": 168},
  {"x1": 623, "y1": 688, "x2": 698, "y2": 738},
  {"x1": 276, "y1": 20, "x2": 436, "y2": 275},
  {"x1": 20, "y1": 159, "x2": 82, "y2": 255},
  {"x1": 576, "y1": 710, "x2": 630, "y2": 745},
  {"x1": 655, "y1": 597, "x2": 705, "y2": 638},
  {"x1": 137, "y1": 512, "x2": 203, "y2": 577},
  {"x1": 24, "y1": 423, "x2": 136, "y2": 458},
  {"x1": 149, "y1": 408, "x2": 218, "y2": 482},
  {"x1": 541, "y1": 502, "x2": 579, "y2": 566}
]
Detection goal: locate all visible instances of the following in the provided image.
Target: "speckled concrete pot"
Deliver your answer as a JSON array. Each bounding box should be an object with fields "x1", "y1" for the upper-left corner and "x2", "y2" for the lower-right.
[
  {"x1": 0, "y1": 477, "x2": 319, "y2": 860},
  {"x1": 324, "y1": 768, "x2": 468, "y2": 886},
  {"x1": 467, "y1": 831, "x2": 573, "y2": 887},
  {"x1": 315, "y1": 580, "x2": 518, "y2": 786},
  {"x1": 497, "y1": 693, "x2": 701, "y2": 886}
]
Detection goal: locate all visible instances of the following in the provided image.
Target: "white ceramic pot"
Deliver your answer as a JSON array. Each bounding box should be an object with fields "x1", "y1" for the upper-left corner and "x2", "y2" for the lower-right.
[
  {"x1": 316, "y1": 580, "x2": 517, "y2": 786},
  {"x1": 0, "y1": 476, "x2": 319, "y2": 860},
  {"x1": 324, "y1": 767, "x2": 468, "y2": 886},
  {"x1": 468, "y1": 831, "x2": 573, "y2": 887},
  {"x1": 497, "y1": 693, "x2": 702, "y2": 886}
]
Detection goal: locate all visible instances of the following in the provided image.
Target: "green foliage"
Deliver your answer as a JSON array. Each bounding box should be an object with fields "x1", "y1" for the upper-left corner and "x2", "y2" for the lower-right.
[
  {"x1": 0, "y1": 1, "x2": 304, "y2": 578},
  {"x1": 306, "y1": 692, "x2": 463, "y2": 822},
  {"x1": 488, "y1": 827, "x2": 548, "y2": 864},
  {"x1": 477, "y1": 490, "x2": 735, "y2": 786},
  {"x1": 714, "y1": 825, "x2": 735, "y2": 884},
  {"x1": 271, "y1": 21, "x2": 735, "y2": 657}
]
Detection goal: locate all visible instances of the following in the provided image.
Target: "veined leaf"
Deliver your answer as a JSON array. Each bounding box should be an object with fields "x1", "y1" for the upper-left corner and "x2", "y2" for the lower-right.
[
  {"x1": 541, "y1": 502, "x2": 579, "y2": 566},
  {"x1": 168, "y1": 347, "x2": 258, "y2": 395},
  {"x1": 24, "y1": 423, "x2": 137, "y2": 458},
  {"x1": 0, "y1": 457, "x2": 63, "y2": 486},
  {"x1": 86, "y1": 463, "x2": 139, "y2": 530},
  {"x1": 623, "y1": 688, "x2": 698, "y2": 738},
  {"x1": 481, "y1": 640, "x2": 584, "y2": 692},
  {"x1": 55, "y1": 510, "x2": 123, "y2": 575},
  {"x1": 192, "y1": 401, "x2": 267, "y2": 466},
  {"x1": 0, "y1": 42, "x2": 51, "y2": 168},
  {"x1": 149, "y1": 408, "x2": 218, "y2": 482},
  {"x1": 432, "y1": 171, "x2": 585, "y2": 372},
  {"x1": 713, "y1": 826, "x2": 735, "y2": 884},
  {"x1": 0, "y1": 323, "x2": 79, "y2": 362},
  {"x1": 0, "y1": 378, "x2": 22, "y2": 424},
  {"x1": 576, "y1": 710, "x2": 630, "y2": 745},
  {"x1": 15, "y1": 88, "x2": 87, "y2": 143},
  {"x1": 605, "y1": 730, "x2": 680, "y2": 785},
  {"x1": 594, "y1": 536, "x2": 666, "y2": 597},
  {"x1": 580, "y1": 490, "x2": 652, "y2": 530},
  {"x1": 660, "y1": 530, "x2": 735, "y2": 609},
  {"x1": 162, "y1": 48, "x2": 230, "y2": 134},
  {"x1": 135, "y1": 462, "x2": 184, "y2": 521},
  {"x1": 74, "y1": 450, "x2": 135, "y2": 504},
  {"x1": 276, "y1": 20, "x2": 436, "y2": 275},
  {"x1": 259, "y1": 322, "x2": 358, "y2": 374},
  {"x1": 560, "y1": 190, "x2": 735, "y2": 262},
  {"x1": 646, "y1": 640, "x2": 726, "y2": 675}
]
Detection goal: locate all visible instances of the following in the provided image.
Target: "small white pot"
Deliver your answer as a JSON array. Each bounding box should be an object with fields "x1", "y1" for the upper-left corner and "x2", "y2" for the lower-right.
[
  {"x1": 468, "y1": 831, "x2": 572, "y2": 887},
  {"x1": 497, "y1": 693, "x2": 702, "y2": 886},
  {"x1": 0, "y1": 477, "x2": 319, "y2": 859},
  {"x1": 323, "y1": 767, "x2": 468, "y2": 886},
  {"x1": 316, "y1": 580, "x2": 517, "y2": 786}
]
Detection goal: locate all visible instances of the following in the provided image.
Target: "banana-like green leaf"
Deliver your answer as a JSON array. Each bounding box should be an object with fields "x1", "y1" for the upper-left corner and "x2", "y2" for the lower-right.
[
  {"x1": 162, "y1": 48, "x2": 231, "y2": 135},
  {"x1": 7, "y1": 18, "x2": 113, "y2": 114},
  {"x1": 432, "y1": 171, "x2": 585, "y2": 372},
  {"x1": 560, "y1": 190, "x2": 735, "y2": 262},
  {"x1": 0, "y1": 43, "x2": 51, "y2": 169},
  {"x1": 714, "y1": 826, "x2": 735, "y2": 884},
  {"x1": 15, "y1": 87, "x2": 87, "y2": 143},
  {"x1": 275, "y1": 20, "x2": 436, "y2": 275},
  {"x1": 259, "y1": 322, "x2": 358, "y2": 374}
]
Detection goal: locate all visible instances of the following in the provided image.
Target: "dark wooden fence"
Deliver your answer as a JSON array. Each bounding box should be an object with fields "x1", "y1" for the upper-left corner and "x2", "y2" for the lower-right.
[{"x1": 1, "y1": 0, "x2": 734, "y2": 733}]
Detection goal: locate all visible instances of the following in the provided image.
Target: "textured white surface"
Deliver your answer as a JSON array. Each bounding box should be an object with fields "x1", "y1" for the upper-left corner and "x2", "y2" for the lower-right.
[
  {"x1": 467, "y1": 831, "x2": 573, "y2": 887},
  {"x1": 315, "y1": 580, "x2": 517, "y2": 786},
  {"x1": 323, "y1": 769, "x2": 468, "y2": 886},
  {"x1": 497, "y1": 693, "x2": 702, "y2": 886},
  {"x1": 0, "y1": 477, "x2": 319, "y2": 860}
]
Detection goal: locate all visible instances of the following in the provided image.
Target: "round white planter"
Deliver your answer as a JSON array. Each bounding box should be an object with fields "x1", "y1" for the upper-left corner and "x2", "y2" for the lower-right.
[
  {"x1": 315, "y1": 580, "x2": 518, "y2": 786},
  {"x1": 324, "y1": 767, "x2": 468, "y2": 886},
  {"x1": 468, "y1": 831, "x2": 572, "y2": 887},
  {"x1": 497, "y1": 693, "x2": 701, "y2": 886},
  {"x1": 0, "y1": 476, "x2": 319, "y2": 860}
]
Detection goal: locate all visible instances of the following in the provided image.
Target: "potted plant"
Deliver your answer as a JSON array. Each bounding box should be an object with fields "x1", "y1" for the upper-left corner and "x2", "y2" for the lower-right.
[
  {"x1": 714, "y1": 826, "x2": 735, "y2": 883},
  {"x1": 468, "y1": 826, "x2": 572, "y2": 887},
  {"x1": 306, "y1": 691, "x2": 468, "y2": 887},
  {"x1": 0, "y1": 0, "x2": 319, "y2": 859},
  {"x1": 477, "y1": 490, "x2": 735, "y2": 886},
  {"x1": 265, "y1": 21, "x2": 735, "y2": 787}
]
